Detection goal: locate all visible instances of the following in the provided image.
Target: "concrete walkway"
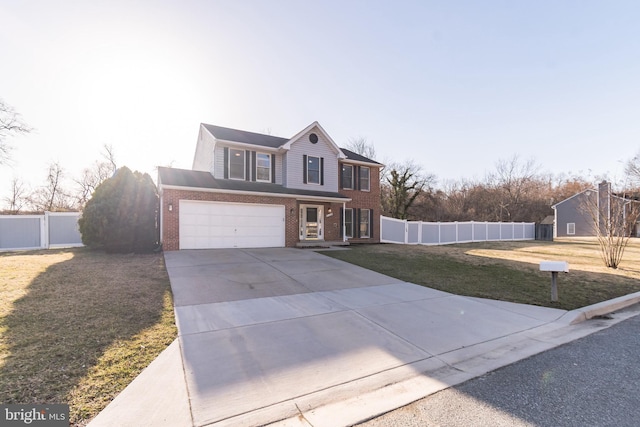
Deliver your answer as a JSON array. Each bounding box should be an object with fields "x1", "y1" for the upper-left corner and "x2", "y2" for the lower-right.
[{"x1": 88, "y1": 248, "x2": 640, "y2": 427}]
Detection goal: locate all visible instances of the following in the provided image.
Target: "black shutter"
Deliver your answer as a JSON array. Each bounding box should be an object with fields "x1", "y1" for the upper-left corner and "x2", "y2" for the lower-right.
[
  {"x1": 251, "y1": 151, "x2": 257, "y2": 182},
  {"x1": 356, "y1": 166, "x2": 361, "y2": 190},
  {"x1": 339, "y1": 164, "x2": 343, "y2": 189},
  {"x1": 320, "y1": 157, "x2": 324, "y2": 185},
  {"x1": 339, "y1": 208, "x2": 344, "y2": 238},
  {"x1": 245, "y1": 151, "x2": 250, "y2": 181},
  {"x1": 303, "y1": 155, "x2": 307, "y2": 184},
  {"x1": 271, "y1": 154, "x2": 276, "y2": 183},
  {"x1": 223, "y1": 147, "x2": 229, "y2": 179},
  {"x1": 356, "y1": 208, "x2": 361, "y2": 238},
  {"x1": 369, "y1": 209, "x2": 374, "y2": 239}
]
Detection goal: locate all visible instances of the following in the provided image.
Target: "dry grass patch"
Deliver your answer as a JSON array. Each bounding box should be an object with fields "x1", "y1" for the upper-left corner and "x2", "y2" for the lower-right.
[
  {"x1": 0, "y1": 248, "x2": 177, "y2": 426},
  {"x1": 323, "y1": 239, "x2": 640, "y2": 311}
]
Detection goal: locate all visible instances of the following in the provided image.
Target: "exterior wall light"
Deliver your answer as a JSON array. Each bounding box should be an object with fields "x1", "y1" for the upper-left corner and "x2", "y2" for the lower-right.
[{"x1": 168, "y1": 203, "x2": 173, "y2": 212}]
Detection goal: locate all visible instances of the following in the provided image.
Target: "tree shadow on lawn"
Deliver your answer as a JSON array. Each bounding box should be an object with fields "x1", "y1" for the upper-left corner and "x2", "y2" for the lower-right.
[{"x1": 0, "y1": 248, "x2": 176, "y2": 425}]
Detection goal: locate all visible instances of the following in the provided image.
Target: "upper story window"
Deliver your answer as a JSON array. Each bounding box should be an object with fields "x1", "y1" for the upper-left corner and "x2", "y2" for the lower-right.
[
  {"x1": 229, "y1": 148, "x2": 245, "y2": 180},
  {"x1": 307, "y1": 156, "x2": 320, "y2": 184},
  {"x1": 256, "y1": 153, "x2": 271, "y2": 182},
  {"x1": 341, "y1": 165, "x2": 353, "y2": 189},
  {"x1": 359, "y1": 166, "x2": 370, "y2": 192}
]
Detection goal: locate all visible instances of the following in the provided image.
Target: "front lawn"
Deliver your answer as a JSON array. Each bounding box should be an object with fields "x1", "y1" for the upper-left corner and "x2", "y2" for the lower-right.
[
  {"x1": 0, "y1": 248, "x2": 177, "y2": 426},
  {"x1": 322, "y1": 238, "x2": 640, "y2": 311}
]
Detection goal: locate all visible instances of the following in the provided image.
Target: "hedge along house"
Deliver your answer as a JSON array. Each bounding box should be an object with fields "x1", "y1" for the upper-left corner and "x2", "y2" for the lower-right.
[{"x1": 158, "y1": 122, "x2": 383, "y2": 250}]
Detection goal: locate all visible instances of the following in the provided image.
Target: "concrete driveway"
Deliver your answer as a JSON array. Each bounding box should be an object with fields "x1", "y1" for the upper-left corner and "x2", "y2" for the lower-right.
[{"x1": 163, "y1": 248, "x2": 569, "y2": 427}]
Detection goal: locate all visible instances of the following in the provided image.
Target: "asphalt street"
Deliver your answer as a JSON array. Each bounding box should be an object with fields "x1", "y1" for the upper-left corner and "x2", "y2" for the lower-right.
[{"x1": 359, "y1": 308, "x2": 640, "y2": 427}]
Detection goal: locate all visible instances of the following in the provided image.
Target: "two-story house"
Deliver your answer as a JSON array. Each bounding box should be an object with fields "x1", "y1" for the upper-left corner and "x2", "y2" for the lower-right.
[{"x1": 158, "y1": 121, "x2": 382, "y2": 250}]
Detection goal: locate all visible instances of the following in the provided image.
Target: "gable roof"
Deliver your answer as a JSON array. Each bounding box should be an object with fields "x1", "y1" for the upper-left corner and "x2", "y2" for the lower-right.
[
  {"x1": 158, "y1": 167, "x2": 350, "y2": 201},
  {"x1": 201, "y1": 122, "x2": 380, "y2": 165},
  {"x1": 201, "y1": 124, "x2": 289, "y2": 148},
  {"x1": 281, "y1": 121, "x2": 345, "y2": 158},
  {"x1": 340, "y1": 148, "x2": 383, "y2": 166}
]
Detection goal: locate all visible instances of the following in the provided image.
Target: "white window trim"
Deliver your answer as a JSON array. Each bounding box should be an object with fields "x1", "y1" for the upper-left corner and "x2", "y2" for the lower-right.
[
  {"x1": 567, "y1": 223, "x2": 576, "y2": 235},
  {"x1": 229, "y1": 148, "x2": 245, "y2": 180},
  {"x1": 360, "y1": 208, "x2": 370, "y2": 238},
  {"x1": 342, "y1": 164, "x2": 353, "y2": 190},
  {"x1": 360, "y1": 166, "x2": 370, "y2": 192},
  {"x1": 307, "y1": 155, "x2": 321, "y2": 185},
  {"x1": 256, "y1": 152, "x2": 271, "y2": 183}
]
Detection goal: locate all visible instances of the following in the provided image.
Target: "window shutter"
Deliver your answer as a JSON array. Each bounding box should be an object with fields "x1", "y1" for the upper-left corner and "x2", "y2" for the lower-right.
[
  {"x1": 339, "y1": 208, "x2": 344, "y2": 238},
  {"x1": 245, "y1": 151, "x2": 250, "y2": 181},
  {"x1": 356, "y1": 166, "x2": 361, "y2": 190},
  {"x1": 356, "y1": 208, "x2": 361, "y2": 238},
  {"x1": 223, "y1": 147, "x2": 229, "y2": 179},
  {"x1": 303, "y1": 155, "x2": 307, "y2": 184},
  {"x1": 271, "y1": 154, "x2": 276, "y2": 183},
  {"x1": 251, "y1": 151, "x2": 257, "y2": 182},
  {"x1": 369, "y1": 209, "x2": 374, "y2": 239},
  {"x1": 339, "y1": 164, "x2": 343, "y2": 189},
  {"x1": 320, "y1": 157, "x2": 324, "y2": 185}
]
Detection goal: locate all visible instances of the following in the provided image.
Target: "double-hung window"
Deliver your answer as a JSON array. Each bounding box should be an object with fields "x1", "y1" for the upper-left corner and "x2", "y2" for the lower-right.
[
  {"x1": 307, "y1": 156, "x2": 320, "y2": 184},
  {"x1": 256, "y1": 153, "x2": 271, "y2": 182},
  {"x1": 359, "y1": 166, "x2": 370, "y2": 191},
  {"x1": 344, "y1": 208, "x2": 353, "y2": 238},
  {"x1": 229, "y1": 149, "x2": 245, "y2": 180},
  {"x1": 360, "y1": 208, "x2": 370, "y2": 238},
  {"x1": 341, "y1": 165, "x2": 353, "y2": 189}
]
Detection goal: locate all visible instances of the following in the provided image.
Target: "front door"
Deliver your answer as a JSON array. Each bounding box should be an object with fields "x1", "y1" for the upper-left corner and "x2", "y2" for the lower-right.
[{"x1": 300, "y1": 205, "x2": 324, "y2": 240}]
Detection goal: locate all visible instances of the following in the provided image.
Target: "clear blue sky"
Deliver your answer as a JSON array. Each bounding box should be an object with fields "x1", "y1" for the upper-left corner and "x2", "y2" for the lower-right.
[{"x1": 1, "y1": 0, "x2": 639, "y2": 202}]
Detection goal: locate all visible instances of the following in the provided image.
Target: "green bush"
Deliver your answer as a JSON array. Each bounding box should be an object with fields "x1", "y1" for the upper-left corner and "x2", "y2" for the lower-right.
[{"x1": 79, "y1": 167, "x2": 158, "y2": 253}]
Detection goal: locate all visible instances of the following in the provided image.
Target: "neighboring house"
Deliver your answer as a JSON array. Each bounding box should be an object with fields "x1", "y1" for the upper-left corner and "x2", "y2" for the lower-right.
[
  {"x1": 158, "y1": 122, "x2": 382, "y2": 250},
  {"x1": 552, "y1": 181, "x2": 640, "y2": 238}
]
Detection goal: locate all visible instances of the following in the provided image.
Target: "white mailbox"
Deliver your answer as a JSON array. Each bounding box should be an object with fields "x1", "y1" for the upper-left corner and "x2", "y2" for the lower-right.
[
  {"x1": 540, "y1": 260, "x2": 569, "y2": 302},
  {"x1": 539, "y1": 261, "x2": 569, "y2": 273}
]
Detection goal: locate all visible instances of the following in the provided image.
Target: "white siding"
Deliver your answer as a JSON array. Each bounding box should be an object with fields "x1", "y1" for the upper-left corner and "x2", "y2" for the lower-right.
[
  {"x1": 285, "y1": 126, "x2": 340, "y2": 192},
  {"x1": 213, "y1": 144, "x2": 226, "y2": 179},
  {"x1": 192, "y1": 126, "x2": 216, "y2": 173}
]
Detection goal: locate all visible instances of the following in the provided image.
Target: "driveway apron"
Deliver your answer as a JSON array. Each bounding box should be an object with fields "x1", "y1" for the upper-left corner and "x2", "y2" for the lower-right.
[{"x1": 164, "y1": 248, "x2": 566, "y2": 427}]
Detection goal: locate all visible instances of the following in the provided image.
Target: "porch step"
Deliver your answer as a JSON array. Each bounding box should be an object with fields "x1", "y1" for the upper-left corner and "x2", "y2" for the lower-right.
[{"x1": 296, "y1": 240, "x2": 350, "y2": 248}]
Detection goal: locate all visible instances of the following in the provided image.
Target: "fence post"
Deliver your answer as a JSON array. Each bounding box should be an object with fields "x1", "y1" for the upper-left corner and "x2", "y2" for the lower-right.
[
  {"x1": 418, "y1": 221, "x2": 423, "y2": 244},
  {"x1": 42, "y1": 212, "x2": 50, "y2": 249},
  {"x1": 438, "y1": 222, "x2": 441, "y2": 244},
  {"x1": 404, "y1": 220, "x2": 409, "y2": 244}
]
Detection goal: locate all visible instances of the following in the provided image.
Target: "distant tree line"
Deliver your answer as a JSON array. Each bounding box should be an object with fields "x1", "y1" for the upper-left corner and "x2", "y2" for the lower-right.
[{"x1": 345, "y1": 138, "x2": 639, "y2": 224}]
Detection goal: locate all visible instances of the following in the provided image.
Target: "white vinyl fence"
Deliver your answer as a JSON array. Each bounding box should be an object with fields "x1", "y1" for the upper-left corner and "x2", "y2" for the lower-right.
[
  {"x1": 0, "y1": 212, "x2": 83, "y2": 251},
  {"x1": 380, "y1": 216, "x2": 535, "y2": 245}
]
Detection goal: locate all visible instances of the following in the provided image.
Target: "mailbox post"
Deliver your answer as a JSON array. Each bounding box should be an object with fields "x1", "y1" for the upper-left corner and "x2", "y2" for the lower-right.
[{"x1": 539, "y1": 261, "x2": 569, "y2": 302}]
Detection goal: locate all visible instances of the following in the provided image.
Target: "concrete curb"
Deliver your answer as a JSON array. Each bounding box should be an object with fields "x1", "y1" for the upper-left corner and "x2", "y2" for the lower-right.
[
  {"x1": 270, "y1": 292, "x2": 640, "y2": 427},
  {"x1": 557, "y1": 290, "x2": 640, "y2": 325}
]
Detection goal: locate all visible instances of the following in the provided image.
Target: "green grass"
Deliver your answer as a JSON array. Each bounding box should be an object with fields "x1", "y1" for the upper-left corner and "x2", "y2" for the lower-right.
[
  {"x1": 322, "y1": 239, "x2": 640, "y2": 311},
  {"x1": 0, "y1": 248, "x2": 177, "y2": 426}
]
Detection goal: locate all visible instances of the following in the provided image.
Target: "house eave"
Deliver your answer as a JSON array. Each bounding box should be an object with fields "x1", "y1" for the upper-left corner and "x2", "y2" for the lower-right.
[{"x1": 159, "y1": 184, "x2": 352, "y2": 203}]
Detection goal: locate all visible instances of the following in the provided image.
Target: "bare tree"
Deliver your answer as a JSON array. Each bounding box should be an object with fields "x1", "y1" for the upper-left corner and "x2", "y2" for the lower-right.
[
  {"x1": 3, "y1": 177, "x2": 29, "y2": 213},
  {"x1": 382, "y1": 160, "x2": 436, "y2": 219},
  {"x1": 0, "y1": 99, "x2": 31, "y2": 164},
  {"x1": 345, "y1": 137, "x2": 377, "y2": 160},
  {"x1": 489, "y1": 155, "x2": 543, "y2": 221},
  {"x1": 581, "y1": 181, "x2": 640, "y2": 269},
  {"x1": 626, "y1": 150, "x2": 640, "y2": 187},
  {"x1": 29, "y1": 162, "x2": 74, "y2": 211},
  {"x1": 74, "y1": 144, "x2": 117, "y2": 207}
]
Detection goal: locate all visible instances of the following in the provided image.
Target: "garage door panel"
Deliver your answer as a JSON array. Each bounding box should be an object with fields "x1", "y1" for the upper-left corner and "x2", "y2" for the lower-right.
[{"x1": 179, "y1": 201, "x2": 285, "y2": 249}]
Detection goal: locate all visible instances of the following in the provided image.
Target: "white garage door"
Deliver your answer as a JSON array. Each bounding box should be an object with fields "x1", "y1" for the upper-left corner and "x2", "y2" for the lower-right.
[{"x1": 179, "y1": 201, "x2": 285, "y2": 249}]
